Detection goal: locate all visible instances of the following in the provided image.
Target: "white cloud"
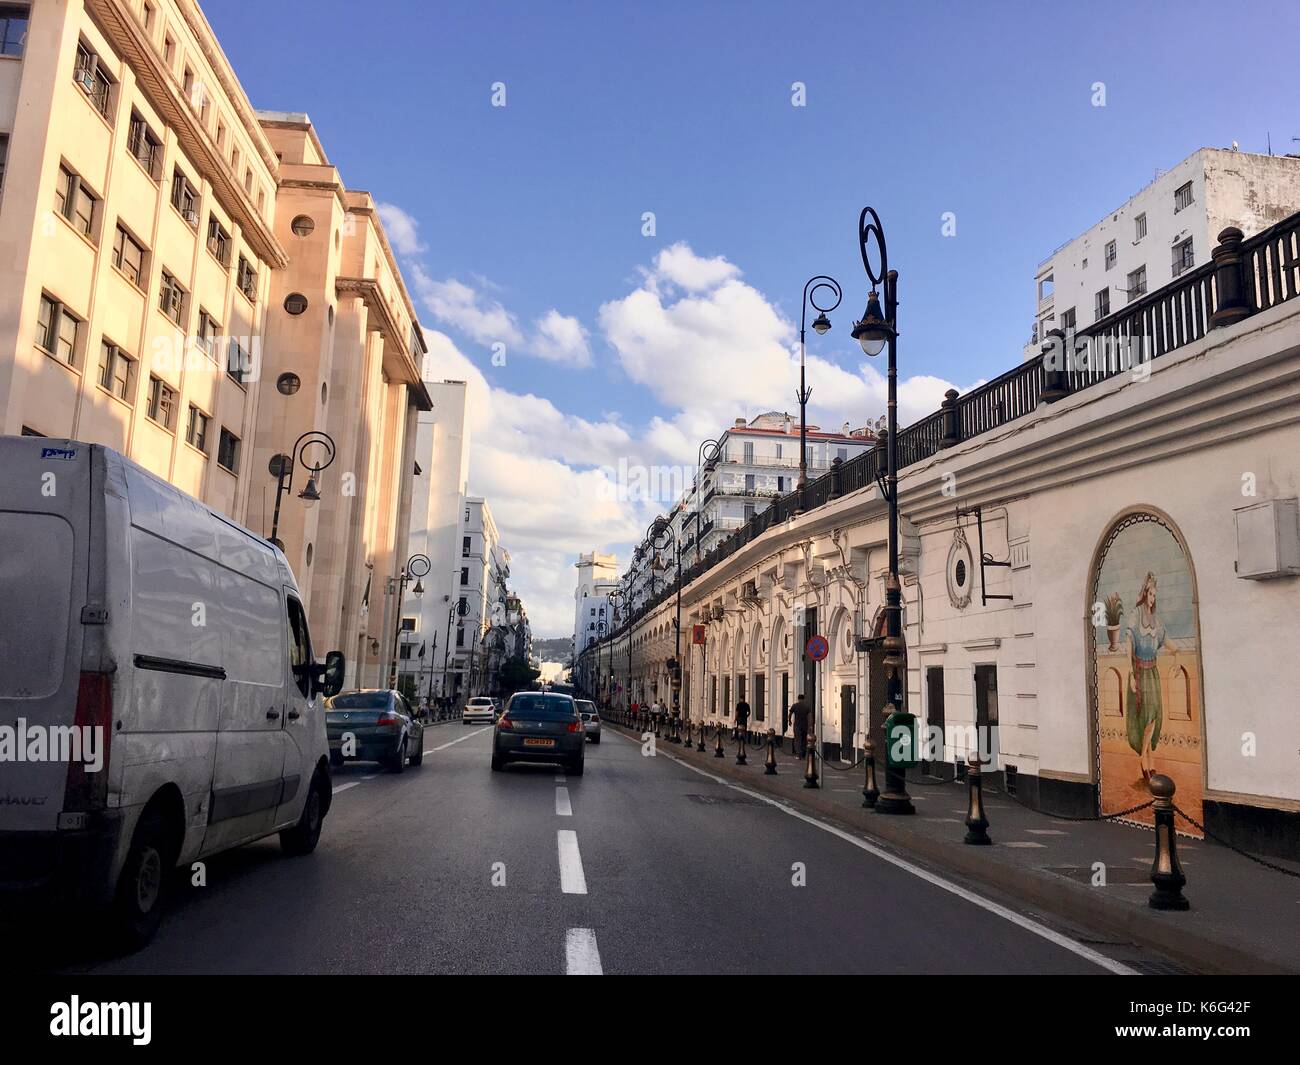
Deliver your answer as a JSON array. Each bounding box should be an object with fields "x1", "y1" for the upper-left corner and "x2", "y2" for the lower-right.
[
  {"x1": 376, "y1": 202, "x2": 426, "y2": 257},
  {"x1": 652, "y1": 241, "x2": 742, "y2": 292},
  {"x1": 413, "y1": 269, "x2": 524, "y2": 347},
  {"x1": 530, "y1": 309, "x2": 593, "y2": 367}
]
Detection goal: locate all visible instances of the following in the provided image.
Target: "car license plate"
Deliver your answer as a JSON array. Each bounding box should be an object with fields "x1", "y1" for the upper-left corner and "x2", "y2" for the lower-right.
[{"x1": 523, "y1": 738, "x2": 555, "y2": 747}]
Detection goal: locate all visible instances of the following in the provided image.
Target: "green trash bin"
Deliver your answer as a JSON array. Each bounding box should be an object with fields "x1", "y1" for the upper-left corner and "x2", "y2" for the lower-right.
[{"x1": 883, "y1": 710, "x2": 919, "y2": 770}]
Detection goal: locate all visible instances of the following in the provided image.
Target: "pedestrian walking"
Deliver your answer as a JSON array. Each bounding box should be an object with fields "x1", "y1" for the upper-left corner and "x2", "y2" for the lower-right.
[
  {"x1": 734, "y1": 697, "x2": 750, "y2": 737},
  {"x1": 789, "y1": 693, "x2": 811, "y2": 757}
]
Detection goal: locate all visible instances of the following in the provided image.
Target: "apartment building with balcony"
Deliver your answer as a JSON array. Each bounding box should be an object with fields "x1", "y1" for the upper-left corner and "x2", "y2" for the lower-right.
[
  {"x1": 447, "y1": 497, "x2": 508, "y2": 696},
  {"x1": 1025, "y1": 146, "x2": 1300, "y2": 357},
  {"x1": 0, "y1": 0, "x2": 283, "y2": 519},
  {"x1": 575, "y1": 550, "x2": 619, "y2": 654},
  {"x1": 247, "y1": 111, "x2": 432, "y2": 690}
]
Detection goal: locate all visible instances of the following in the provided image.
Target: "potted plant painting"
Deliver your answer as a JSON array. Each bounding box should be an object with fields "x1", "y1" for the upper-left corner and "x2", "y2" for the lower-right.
[{"x1": 1104, "y1": 592, "x2": 1123, "y2": 651}]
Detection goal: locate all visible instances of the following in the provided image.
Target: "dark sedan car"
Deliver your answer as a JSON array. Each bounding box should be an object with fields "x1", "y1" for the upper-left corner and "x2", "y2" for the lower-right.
[
  {"x1": 491, "y1": 692, "x2": 585, "y2": 775},
  {"x1": 326, "y1": 690, "x2": 425, "y2": 773}
]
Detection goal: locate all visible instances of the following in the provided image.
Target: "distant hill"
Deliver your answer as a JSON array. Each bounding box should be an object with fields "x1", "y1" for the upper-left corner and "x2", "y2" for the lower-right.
[{"x1": 531, "y1": 636, "x2": 574, "y2": 664}]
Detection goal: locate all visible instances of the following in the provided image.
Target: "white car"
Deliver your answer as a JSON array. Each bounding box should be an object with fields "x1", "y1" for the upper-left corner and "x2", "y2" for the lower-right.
[
  {"x1": 464, "y1": 697, "x2": 497, "y2": 724},
  {"x1": 0, "y1": 438, "x2": 346, "y2": 949}
]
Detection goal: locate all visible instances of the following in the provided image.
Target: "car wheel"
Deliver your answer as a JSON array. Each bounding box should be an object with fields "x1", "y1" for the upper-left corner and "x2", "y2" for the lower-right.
[
  {"x1": 329, "y1": 749, "x2": 344, "y2": 769},
  {"x1": 569, "y1": 757, "x2": 585, "y2": 777},
  {"x1": 389, "y1": 738, "x2": 407, "y2": 774},
  {"x1": 591, "y1": 735, "x2": 601, "y2": 745},
  {"x1": 409, "y1": 739, "x2": 424, "y2": 766},
  {"x1": 110, "y1": 808, "x2": 170, "y2": 951},
  {"x1": 491, "y1": 753, "x2": 505, "y2": 771},
  {"x1": 281, "y1": 772, "x2": 327, "y2": 856}
]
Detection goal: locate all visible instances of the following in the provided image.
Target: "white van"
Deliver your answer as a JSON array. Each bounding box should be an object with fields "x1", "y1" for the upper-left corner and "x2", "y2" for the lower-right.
[{"x1": 0, "y1": 437, "x2": 345, "y2": 948}]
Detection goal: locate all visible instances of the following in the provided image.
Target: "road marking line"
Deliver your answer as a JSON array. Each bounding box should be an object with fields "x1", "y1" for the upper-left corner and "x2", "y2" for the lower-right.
[
  {"x1": 627, "y1": 734, "x2": 1136, "y2": 976},
  {"x1": 331, "y1": 781, "x2": 361, "y2": 795},
  {"x1": 565, "y1": 928, "x2": 602, "y2": 975},
  {"x1": 556, "y1": 786, "x2": 573, "y2": 817},
  {"x1": 557, "y1": 830, "x2": 587, "y2": 895},
  {"x1": 433, "y1": 726, "x2": 491, "y2": 752}
]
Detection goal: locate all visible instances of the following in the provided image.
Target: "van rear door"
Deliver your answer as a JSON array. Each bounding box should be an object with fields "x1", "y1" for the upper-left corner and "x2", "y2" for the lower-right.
[{"x1": 0, "y1": 439, "x2": 93, "y2": 834}]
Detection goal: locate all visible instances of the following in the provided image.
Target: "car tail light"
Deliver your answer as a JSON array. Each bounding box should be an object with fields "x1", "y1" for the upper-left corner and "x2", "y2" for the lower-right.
[
  {"x1": 591, "y1": 715, "x2": 599, "y2": 723},
  {"x1": 376, "y1": 711, "x2": 399, "y2": 727},
  {"x1": 497, "y1": 715, "x2": 513, "y2": 730},
  {"x1": 65, "y1": 672, "x2": 112, "y2": 813},
  {"x1": 566, "y1": 720, "x2": 581, "y2": 734}
]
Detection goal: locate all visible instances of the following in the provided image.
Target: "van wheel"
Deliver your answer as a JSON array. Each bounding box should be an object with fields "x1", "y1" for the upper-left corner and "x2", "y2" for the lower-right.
[
  {"x1": 389, "y1": 738, "x2": 407, "y2": 774},
  {"x1": 281, "y1": 773, "x2": 326, "y2": 856},
  {"x1": 111, "y1": 809, "x2": 169, "y2": 951}
]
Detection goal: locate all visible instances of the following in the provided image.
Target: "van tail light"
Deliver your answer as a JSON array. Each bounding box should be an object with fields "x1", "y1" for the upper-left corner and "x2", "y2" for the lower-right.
[
  {"x1": 566, "y1": 720, "x2": 582, "y2": 734},
  {"x1": 497, "y1": 715, "x2": 513, "y2": 730},
  {"x1": 65, "y1": 672, "x2": 112, "y2": 814}
]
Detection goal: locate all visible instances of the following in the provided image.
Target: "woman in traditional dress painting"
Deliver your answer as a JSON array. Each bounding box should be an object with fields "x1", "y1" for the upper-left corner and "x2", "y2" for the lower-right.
[{"x1": 1125, "y1": 571, "x2": 1177, "y2": 784}]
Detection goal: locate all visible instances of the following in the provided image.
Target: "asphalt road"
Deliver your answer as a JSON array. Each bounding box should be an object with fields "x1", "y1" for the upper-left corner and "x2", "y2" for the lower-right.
[{"x1": 28, "y1": 723, "x2": 1148, "y2": 974}]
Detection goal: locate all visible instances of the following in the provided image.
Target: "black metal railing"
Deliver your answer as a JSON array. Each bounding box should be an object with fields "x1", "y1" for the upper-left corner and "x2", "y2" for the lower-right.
[{"x1": 581, "y1": 212, "x2": 1300, "y2": 666}]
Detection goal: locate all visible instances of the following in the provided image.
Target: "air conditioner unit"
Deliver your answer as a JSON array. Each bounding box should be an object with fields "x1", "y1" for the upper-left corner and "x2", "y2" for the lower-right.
[
  {"x1": 75, "y1": 68, "x2": 97, "y2": 95},
  {"x1": 710, "y1": 604, "x2": 725, "y2": 622},
  {"x1": 184, "y1": 209, "x2": 199, "y2": 227},
  {"x1": 740, "y1": 580, "x2": 759, "y2": 602}
]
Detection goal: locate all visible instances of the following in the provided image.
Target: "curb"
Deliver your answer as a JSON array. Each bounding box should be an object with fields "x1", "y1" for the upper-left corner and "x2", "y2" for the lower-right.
[{"x1": 610, "y1": 722, "x2": 1292, "y2": 975}]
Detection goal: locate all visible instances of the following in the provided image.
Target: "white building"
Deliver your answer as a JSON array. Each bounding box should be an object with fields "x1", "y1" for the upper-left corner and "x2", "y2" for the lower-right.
[
  {"x1": 397, "y1": 378, "x2": 470, "y2": 700},
  {"x1": 574, "y1": 550, "x2": 619, "y2": 654},
  {"x1": 453, "y1": 496, "x2": 508, "y2": 696},
  {"x1": 1026, "y1": 147, "x2": 1300, "y2": 356}
]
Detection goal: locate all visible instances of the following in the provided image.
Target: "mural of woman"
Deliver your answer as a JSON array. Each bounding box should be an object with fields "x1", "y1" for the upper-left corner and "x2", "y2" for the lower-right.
[{"x1": 1125, "y1": 571, "x2": 1178, "y2": 785}]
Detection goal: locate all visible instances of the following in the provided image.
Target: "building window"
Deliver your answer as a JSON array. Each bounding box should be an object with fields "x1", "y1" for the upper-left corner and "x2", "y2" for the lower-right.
[
  {"x1": 196, "y1": 309, "x2": 220, "y2": 357},
  {"x1": 291, "y1": 215, "x2": 315, "y2": 237},
  {"x1": 1103, "y1": 239, "x2": 1116, "y2": 270},
  {"x1": 111, "y1": 225, "x2": 146, "y2": 287},
  {"x1": 162, "y1": 33, "x2": 174, "y2": 66},
  {"x1": 73, "y1": 41, "x2": 114, "y2": 118},
  {"x1": 216, "y1": 119, "x2": 227, "y2": 149},
  {"x1": 465, "y1": 507, "x2": 470, "y2": 522},
  {"x1": 145, "y1": 375, "x2": 177, "y2": 429},
  {"x1": 1059, "y1": 306, "x2": 1076, "y2": 332},
  {"x1": 97, "y1": 340, "x2": 134, "y2": 401},
  {"x1": 127, "y1": 111, "x2": 162, "y2": 179},
  {"x1": 1173, "y1": 181, "x2": 1193, "y2": 212},
  {"x1": 1171, "y1": 238, "x2": 1194, "y2": 277},
  {"x1": 283, "y1": 293, "x2": 308, "y2": 315},
  {"x1": 1126, "y1": 265, "x2": 1147, "y2": 302},
  {"x1": 0, "y1": 4, "x2": 26, "y2": 57},
  {"x1": 217, "y1": 427, "x2": 240, "y2": 472},
  {"x1": 185, "y1": 404, "x2": 210, "y2": 453},
  {"x1": 227, "y1": 338, "x2": 250, "y2": 386},
  {"x1": 0, "y1": 133, "x2": 8, "y2": 196},
  {"x1": 55, "y1": 165, "x2": 98, "y2": 239},
  {"x1": 1134, "y1": 213, "x2": 1147, "y2": 241},
  {"x1": 456, "y1": 626, "x2": 465, "y2": 648},
  {"x1": 462, "y1": 535, "x2": 471, "y2": 555},
  {"x1": 142, "y1": 2, "x2": 155, "y2": 32},
  {"x1": 171, "y1": 168, "x2": 198, "y2": 225},
  {"x1": 458, "y1": 596, "x2": 467, "y2": 615},
  {"x1": 1094, "y1": 287, "x2": 1110, "y2": 321},
  {"x1": 206, "y1": 216, "x2": 231, "y2": 266},
  {"x1": 236, "y1": 255, "x2": 257, "y2": 301},
  {"x1": 36, "y1": 294, "x2": 80, "y2": 366},
  {"x1": 158, "y1": 270, "x2": 187, "y2": 324},
  {"x1": 460, "y1": 567, "x2": 469, "y2": 586}
]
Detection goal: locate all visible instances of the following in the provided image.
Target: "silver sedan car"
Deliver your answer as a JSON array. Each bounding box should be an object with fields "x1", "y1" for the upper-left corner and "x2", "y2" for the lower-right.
[{"x1": 575, "y1": 699, "x2": 602, "y2": 743}]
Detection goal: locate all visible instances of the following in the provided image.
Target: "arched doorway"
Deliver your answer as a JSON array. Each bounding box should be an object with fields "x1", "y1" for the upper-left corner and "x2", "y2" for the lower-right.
[{"x1": 1088, "y1": 509, "x2": 1205, "y2": 835}]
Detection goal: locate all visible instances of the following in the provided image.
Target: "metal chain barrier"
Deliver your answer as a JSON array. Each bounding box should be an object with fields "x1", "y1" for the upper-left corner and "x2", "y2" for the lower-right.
[
  {"x1": 987, "y1": 783, "x2": 1156, "y2": 824},
  {"x1": 1171, "y1": 803, "x2": 1300, "y2": 879}
]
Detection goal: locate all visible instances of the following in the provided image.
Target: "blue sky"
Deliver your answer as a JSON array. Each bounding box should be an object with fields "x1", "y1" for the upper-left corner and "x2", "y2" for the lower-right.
[{"x1": 206, "y1": 0, "x2": 1296, "y2": 636}]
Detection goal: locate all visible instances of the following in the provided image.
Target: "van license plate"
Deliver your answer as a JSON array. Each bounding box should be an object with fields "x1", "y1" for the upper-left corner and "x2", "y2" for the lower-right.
[{"x1": 523, "y1": 738, "x2": 555, "y2": 747}]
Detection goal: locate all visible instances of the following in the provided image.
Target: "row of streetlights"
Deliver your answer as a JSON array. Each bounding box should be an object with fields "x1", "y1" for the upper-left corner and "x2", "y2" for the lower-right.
[{"x1": 593, "y1": 204, "x2": 913, "y2": 815}]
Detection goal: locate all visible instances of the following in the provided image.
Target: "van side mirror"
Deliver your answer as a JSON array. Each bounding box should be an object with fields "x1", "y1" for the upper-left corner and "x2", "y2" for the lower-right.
[{"x1": 314, "y1": 651, "x2": 346, "y2": 698}]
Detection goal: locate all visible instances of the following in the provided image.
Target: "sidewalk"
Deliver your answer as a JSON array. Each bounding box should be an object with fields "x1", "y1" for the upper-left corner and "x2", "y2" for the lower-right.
[{"x1": 612, "y1": 721, "x2": 1300, "y2": 975}]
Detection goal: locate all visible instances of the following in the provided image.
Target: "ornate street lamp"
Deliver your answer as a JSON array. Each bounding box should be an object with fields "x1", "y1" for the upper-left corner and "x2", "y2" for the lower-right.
[
  {"x1": 796, "y1": 275, "x2": 842, "y2": 512},
  {"x1": 387, "y1": 553, "x2": 430, "y2": 689},
  {"x1": 268, "y1": 430, "x2": 336, "y2": 549},
  {"x1": 850, "y1": 206, "x2": 913, "y2": 815}
]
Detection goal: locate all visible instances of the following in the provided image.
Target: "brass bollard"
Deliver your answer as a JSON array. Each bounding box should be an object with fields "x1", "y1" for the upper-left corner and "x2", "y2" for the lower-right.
[
  {"x1": 861, "y1": 738, "x2": 878, "y2": 808},
  {"x1": 736, "y1": 727, "x2": 747, "y2": 765},
  {"x1": 963, "y1": 752, "x2": 991, "y2": 844},
  {"x1": 683, "y1": 718, "x2": 692, "y2": 749},
  {"x1": 803, "y1": 731, "x2": 819, "y2": 789},
  {"x1": 764, "y1": 729, "x2": 778, "y2": 775},
  {"x1": 714, "y1": 722, "x2": 725, "y2": 758},
  {"x1": 1148, "y1": 773, "x2": 1189, "y2": 911},
  {"x1": 696, "y1": 719, "x2": 706, "y2": 752}
]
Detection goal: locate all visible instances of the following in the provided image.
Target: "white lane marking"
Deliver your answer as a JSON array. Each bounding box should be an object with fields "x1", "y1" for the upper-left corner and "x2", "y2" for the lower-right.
[
  {"x1": 331, "y1": 781, "x2": 361, "y2": 795},
  {"x1": 565, "y1": 928, "x2": 602, "y2": 975},
  {"x1": 555, "y1": 773, "x2": 567, "y2": 783},
  {"x1": 433, "y1": 726, "x2": 491, "y2": 752},
  {"x1": 556, "y1": 786, "x2": 573, "y2": 817},
  {"x1": 557, "y1": 830, "x2": 587, "y2": 894},
  {"x1": 611, "y1": 732, "x2": 1136, "y2": 976}
]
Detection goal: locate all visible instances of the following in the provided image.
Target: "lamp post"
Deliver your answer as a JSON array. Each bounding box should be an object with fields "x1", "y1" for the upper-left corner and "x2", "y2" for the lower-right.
[
  {"x1": 268, "y1": 430, "x2": 336, "y2": 549},
  {"x1": 606, "y1": 588, "x2": 623, "y2": 709},
  {"x1": 649, "y1": 521, "x2": 684, "y2": 721},
  {"x1": 694, "y1": 436, "x2": 722, "y2": 564},
  {"x1": 796, "y1": 276, "x2": 841, "y2": 512},
  {"x1": 387, "y1": 553, "x2": 430, "y2": 690},
  {"x1": 849, "y1": 206, "x2": 914, "y2": 815}
]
